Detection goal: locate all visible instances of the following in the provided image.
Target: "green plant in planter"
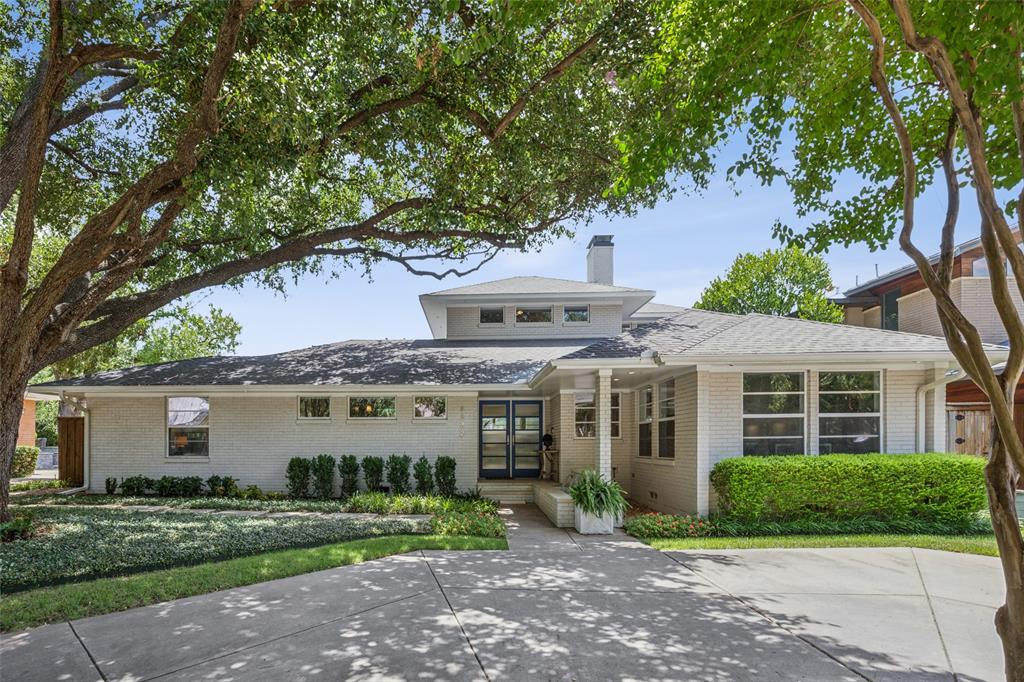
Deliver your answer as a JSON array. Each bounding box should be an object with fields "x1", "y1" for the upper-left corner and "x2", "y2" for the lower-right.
[
  {"x1": 434, "y1": 456, "x2": 457, "y2": 497},
  {"x1": 338, "y1": 455, "x2": 359, "y2": 497},
  {"x1": 568, "y1": 470, "x2": 628, "y2": 518},
  {"x1": 413, "y1": 456, "x2": 433, "y2": 495}
]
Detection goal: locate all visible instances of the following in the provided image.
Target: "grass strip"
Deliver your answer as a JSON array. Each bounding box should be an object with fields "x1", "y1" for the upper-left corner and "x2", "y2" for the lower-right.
[
  {"x1": 644, "y1": 533, "x2": 999, "y2": 556},
  {"x1": 0, "y1": 534, "x2": 505, "y2": 633}
]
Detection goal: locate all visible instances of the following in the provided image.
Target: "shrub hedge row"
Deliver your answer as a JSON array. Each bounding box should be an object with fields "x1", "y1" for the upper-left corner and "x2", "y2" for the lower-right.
[{"x1": 710, "y1": 453, "x2": 986, "y2": 526}]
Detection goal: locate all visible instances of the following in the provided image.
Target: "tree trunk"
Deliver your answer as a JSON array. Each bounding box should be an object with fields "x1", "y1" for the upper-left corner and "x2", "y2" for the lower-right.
[
  {"x1": 0, "y1": 373, "x2": 29, "y2": 523},
  {"x1": 987, "y1": 422, "x2": 1024, "y2": 681}
]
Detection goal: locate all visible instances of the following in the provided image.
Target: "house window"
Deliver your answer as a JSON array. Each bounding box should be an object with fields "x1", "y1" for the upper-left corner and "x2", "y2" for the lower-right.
[
  {"x1": 574, "y1": 393, "x2": 596, "y2": 438},
  {"x1": 348, "y1": 397, "x2": 396, "y2": 419},
  {"x1": 658, "y1": 379, "x2": 675, "y2": 458},
  {"x1": 742, "y1": 372, "x2": 805, "y2": 456},
  {"x1": 515, "y1": 306, "x2": 552, "y2": 324},
  {"x1": 563, "y1": 305, "x2": 590, "y2": 323},
  {"x1": 414, "y1": 396, "x2": 447, "y2": 419},
  {"x1": 973, "y1": 257, "x2": 990, "y2": 277},
  {"x1": 818, "y1": 371, "x2": 881, "y2": 454},
  {"x1": 480, "y1": 306, "x2": 504, "y2": 324},
  {"x1": 298, "y1": 396, "x2": 330, "y2": 420},
  {"x1": 168, "y1": 396, "x2": 209, "y2": 457},
  {"x1": 882, "y1": 289, "x2": 900, "y2": 331},
  {"x1": 638, "y1": 386, "x2": 653, "y2": 457},
  {"x1": 611, "y1": 393, "x2": 621, "y2": 438}
]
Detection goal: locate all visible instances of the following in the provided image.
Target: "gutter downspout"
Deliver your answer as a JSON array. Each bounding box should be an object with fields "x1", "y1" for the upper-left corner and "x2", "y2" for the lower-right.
[
  {"x1": 58, "y1": 395, "x2": 89, "y2": 495},
  {"x1": 916, "y1": 369, "x2": 961, "y2": 452}
]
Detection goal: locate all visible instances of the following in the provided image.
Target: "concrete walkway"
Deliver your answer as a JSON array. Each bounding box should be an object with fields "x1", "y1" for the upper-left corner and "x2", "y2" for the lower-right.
[{"x1": 1, "y1": 504, "x2": 1005, "y2": 681}]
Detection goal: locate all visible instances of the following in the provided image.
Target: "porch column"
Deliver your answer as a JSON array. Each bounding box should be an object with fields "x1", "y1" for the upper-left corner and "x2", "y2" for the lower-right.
[{"x1": 596, "y1": 369, "x2": 613, "y2": 479}]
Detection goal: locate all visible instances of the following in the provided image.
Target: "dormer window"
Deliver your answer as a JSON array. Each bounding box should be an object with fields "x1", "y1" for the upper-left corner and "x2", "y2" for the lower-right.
[
  {"x1": 480, "y1": 306, "x2": 504, "y2": 324},
  {"x1": 563, "y1": 305, "x2": 590, "y2": 324},
  {"x1": 515, "y1": 306, "x2": 553, "y2": 324}
]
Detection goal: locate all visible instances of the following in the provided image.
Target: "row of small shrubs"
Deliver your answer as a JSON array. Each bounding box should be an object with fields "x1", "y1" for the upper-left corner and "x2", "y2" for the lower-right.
[
  {"x1": 710, "y1": 453, "x2": 986, "y2": 526},
  {"x1": 108, "y1": 475, "x2": 244, "y2": 498},
  {"x1": 12, "y1": 446, "x2": 39, "y2": 478},
  {"x1": 286, "y1": 454, "x2": 457, "y2": 499}
]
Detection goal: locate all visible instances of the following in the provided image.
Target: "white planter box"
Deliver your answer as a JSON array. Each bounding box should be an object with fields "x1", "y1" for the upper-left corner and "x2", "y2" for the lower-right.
[{"x1": 574, "y1": 508, "x2": 615, "y2": 535}]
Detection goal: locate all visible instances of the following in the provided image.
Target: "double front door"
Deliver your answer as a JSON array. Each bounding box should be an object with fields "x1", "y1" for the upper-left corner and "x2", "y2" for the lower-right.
[{"x1": 479, "y1": 400, "x2": 543, "y2": 478}]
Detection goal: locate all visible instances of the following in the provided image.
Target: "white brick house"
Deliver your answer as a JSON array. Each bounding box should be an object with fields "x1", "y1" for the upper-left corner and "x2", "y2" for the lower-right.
[{"x1": 34, "y1": 236, "x2": 1007, "y2": 524}]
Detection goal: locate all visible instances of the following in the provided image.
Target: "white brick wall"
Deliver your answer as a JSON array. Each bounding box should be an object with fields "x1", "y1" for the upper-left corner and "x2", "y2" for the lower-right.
[
  {"x1": 897, "y1": 288, "x2": 945, "y2": 338},
  {"x1": 87, "y1": 394, "x2": 479, "y2": 494},
  {"x1": 446, "y1": 304, "x2": 623, "y2": 339}
]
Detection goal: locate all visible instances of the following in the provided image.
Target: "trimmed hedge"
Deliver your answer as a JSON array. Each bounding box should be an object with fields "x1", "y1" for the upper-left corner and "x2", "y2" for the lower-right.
[
  {"x1": 12, "y1": 446, "x2": 39, "y2": 478},
  {"x1": 710, "y1": 453, "x2": 986, "y2": 526}
]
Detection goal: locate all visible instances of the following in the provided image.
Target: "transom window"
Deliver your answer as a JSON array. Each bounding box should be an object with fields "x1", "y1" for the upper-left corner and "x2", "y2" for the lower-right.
[
  {"x1": 573, "y1": 392, "x2": 621, "y2": 439},
  {"x1": 563, "y1": 305, "x2": 590, "y2": 323},
  {"x1": 298, "y1": 396, "x2": 330, "y2": 420},
  {"x1": 658, "y1": 379, "x2": 675, "y2": 458},
  {"x1": 414, "y1": 396, "x2": 447, "y2": 419},
  {"x1": 168, "y1": 396, "x2": 209, "y2": 457},
  {"x1": 515, "y1": 306, "x2": 552, "y2": 324},
  {"x1": 638, "y1": 386, "x2": 653, "y2": 457},
  {"x1": 818, "y1": 371, "x2": 881, "y2": 454},
  {"x1": 349, "y1": 396, "x2": 396, "y2": 419},
  {"x1": 742, "y1": 372, "x2": 805, "y2": 456},
  {"x1": 479, "y1": 306, "x2": 504, "y2": 324}
]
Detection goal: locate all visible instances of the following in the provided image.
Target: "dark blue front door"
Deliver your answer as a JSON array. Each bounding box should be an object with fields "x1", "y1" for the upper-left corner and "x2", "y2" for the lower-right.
[{"x1": 479, "y1": 400, "x2": 543, "y2": 479}]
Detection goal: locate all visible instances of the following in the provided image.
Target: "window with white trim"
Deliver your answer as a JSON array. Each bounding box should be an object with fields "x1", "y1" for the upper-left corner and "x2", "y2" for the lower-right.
[
  {"x1": 168, "y1": 396, "x2": 209, "y2": 457},
  {"x1": 348, "y1": 396, "x2": 396, "y2": 419},
  {"x1": 611, "y1": 393, "x2": 621, "y2": 438},
  {"x1": 479, "y1": 306, "x2": 504, "y2": 324},
  {"x1": 742, "y1": 372, "x2": 805, "y2": 456},
  {"x1": 515, "y1": 306, "x2": 552, "y2": 324},
  {"x1": 818, "y1": 371, "x2": 881, "y2": 454},
  {"x1": 657, "y1": 379, "x2": 675, "y2": 458},
  {"x1": 563, "y1": 305, "x2": 590, "y2": 323},
  {"x1": 414, "y1": 396, "x2": 447, "y2": 419},
  {"x1": 298, "y1": 396, "x2": 330, "y2": 420},
  {"x1": 638, "y1": 386, "x2": 653, "y2": 457},
  {"x1": 574, "y1": 393, "x2": 596, "y2": 438}
]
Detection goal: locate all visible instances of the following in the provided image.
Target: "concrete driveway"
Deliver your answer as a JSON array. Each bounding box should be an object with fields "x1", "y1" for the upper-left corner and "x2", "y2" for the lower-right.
[{"x1": 1, "y1": 505, "x2": 1005, "y2": 681}]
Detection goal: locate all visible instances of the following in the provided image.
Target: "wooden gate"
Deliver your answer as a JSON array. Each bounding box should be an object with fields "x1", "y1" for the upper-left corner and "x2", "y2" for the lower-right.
[
  {"x1": 58, "y1": 416, "x2": 84, "y2": 486},
  {"x1": 947, "y1": 404, "x2": 1024, "y2": 458}
]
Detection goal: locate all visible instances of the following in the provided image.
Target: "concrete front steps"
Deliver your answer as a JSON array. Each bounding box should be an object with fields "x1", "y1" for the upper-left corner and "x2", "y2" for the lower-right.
[
  {"x1": 477, "y1": 480, "x2": 535, "y2": 504},
  {"x1": 478, "y1": 479, "x2": 574, "y2": 527}
]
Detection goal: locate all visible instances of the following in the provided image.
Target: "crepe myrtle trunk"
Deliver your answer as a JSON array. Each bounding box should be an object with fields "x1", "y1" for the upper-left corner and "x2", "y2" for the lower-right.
[{"x1": 987, "y1": 423, "x2": 1024, "y2": 680}]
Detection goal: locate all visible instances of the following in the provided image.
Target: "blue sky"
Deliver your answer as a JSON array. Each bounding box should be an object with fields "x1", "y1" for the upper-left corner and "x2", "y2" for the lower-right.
[{"x1": 205, "y1": 157, "x2": 988, "y2": 356}]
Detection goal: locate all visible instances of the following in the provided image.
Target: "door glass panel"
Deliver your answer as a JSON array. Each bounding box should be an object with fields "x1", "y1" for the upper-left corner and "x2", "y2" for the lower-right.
[
  {"x1": 482, "y1": 404, "x2": 507, "y2": 417},
  {"x1": 515, "y1": 403, "x2": 540, "y2": 417}
]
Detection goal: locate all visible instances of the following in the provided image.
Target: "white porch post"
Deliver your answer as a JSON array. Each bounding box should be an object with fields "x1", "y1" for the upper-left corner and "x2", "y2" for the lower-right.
[{"x1": 596, "y1": 369, "x2": 613, "y2": 479}]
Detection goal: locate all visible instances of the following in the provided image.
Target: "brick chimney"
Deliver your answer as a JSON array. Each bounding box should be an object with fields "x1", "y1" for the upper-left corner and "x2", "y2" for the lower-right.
[{"x1": 586, "y1": 235, "x2": 614, "y2": 285}]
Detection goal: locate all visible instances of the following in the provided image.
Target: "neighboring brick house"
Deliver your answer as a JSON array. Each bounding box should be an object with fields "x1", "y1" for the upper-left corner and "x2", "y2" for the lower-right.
[
  {"x1": 836, "y1": 232, "x2": 1021, "y2": 456},
  {"x1": 17, "y1": 398, "x2": 36, "y2": 447},
  {"x1": 33, "y1": 237, "x2": 1006, "y2": 522}
]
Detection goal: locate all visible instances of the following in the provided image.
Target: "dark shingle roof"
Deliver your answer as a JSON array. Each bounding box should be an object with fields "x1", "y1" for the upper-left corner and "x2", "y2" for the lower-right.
[
  {"x1": 37, "y1": 339, "x2": 603, "y2": 388},
  {"x1": 563, "y1": 308, "x2": 986, "y2": 359}
]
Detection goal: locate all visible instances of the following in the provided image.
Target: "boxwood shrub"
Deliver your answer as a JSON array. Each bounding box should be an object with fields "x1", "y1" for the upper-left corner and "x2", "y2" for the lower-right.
[
  {"x1": 710, "y1": 453, "x2": 986, "y2": 526},
  {"x1": 12, "y1": 446, "x2": 39, "y2": 478}
]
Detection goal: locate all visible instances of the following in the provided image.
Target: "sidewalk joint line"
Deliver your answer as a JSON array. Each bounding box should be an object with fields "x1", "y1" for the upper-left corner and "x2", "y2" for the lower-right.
[
  {"x1": 425, "y1": 556, "x2": 492, "y2": 682},
  {"x1": 911, "y1": 548, "x2": 958, "y2": 681},
  {"x1": 68, "y1": 621, "x2": 108, "y2": 682}
]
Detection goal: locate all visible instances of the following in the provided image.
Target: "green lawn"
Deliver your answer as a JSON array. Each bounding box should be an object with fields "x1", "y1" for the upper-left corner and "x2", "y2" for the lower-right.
[
  {"x1": 644, "y1": 533, "x2": 999, "y2": 556},
  {"x1": 0, "y1": 534, "x2": 505, "y2": 633},
  {"x1": 1, "y1": 506, "x2": 432, "y2": 591}
]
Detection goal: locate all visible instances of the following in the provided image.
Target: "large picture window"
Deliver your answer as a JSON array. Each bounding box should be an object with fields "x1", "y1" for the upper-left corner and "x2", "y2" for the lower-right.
[
  {"x1": 349, "y1": 397, "x2": 396, "y2": 419},
  {"x1": 742, "y1": 372, "x2": 805, "y2": 456},
  {"x1": 563, "y1": 305, "x2": 590, "y2": 323},
  {"x1": 168, "y1": 396, "x2": 209, "y2": 457},
  {"x1": 479, "y1": 307, "x2": 504, "y2": 324},
  {"x1": 658, "y1": 379, "x2": 675, "y2": 458},
  {"x1": 515, "y1": 306, "x2": 552, "y2": 324},
  {"x1": 818, "y1": 371, "x2": 881, "y2": 454},
  {"x1": 638, "y1": 386, "x2": 653, "y2": 457}
]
